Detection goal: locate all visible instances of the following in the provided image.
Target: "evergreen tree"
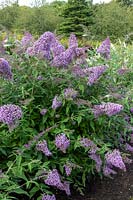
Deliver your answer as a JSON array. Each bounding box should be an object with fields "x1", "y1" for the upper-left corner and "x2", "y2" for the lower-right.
[{"x1": 58, "y1": 0, "x2": 93, "y2": 37}]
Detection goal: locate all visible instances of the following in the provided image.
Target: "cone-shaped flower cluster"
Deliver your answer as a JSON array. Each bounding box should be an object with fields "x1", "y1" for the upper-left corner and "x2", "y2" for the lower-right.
[
  {"x1": 21, "y1": 32, "x2": 34, "y2": 48},
  {"x1": 44, "y1": 169, "x2": 70, "y2": 195},
  {"x1": 105, "y1": 149, "x2": 126, "y2": 171},
  {"x1": 0, "y1": 58, "x2": 13, "y2": 80},
  {"x1": 52, "y1": 96, "x2": 62, "y2": 110},
  {"x1": 97, "y1": 37, "x2": 110, "y2": 59},
  {"x1": 36, "y1": 140, "x2": 52, "y2": 156},
  {"x1": 55, "y1": 133, "x2": 70, "y2": 153},
  {"x1": 93, "y1": 102, "x2": 123, "y2": 117},
  {"x1": 64, "y1": 88, "x2": 78, "y2": 99},
  {"x1": 0, "y1": 104, "x2": 22, "y2": 131}
]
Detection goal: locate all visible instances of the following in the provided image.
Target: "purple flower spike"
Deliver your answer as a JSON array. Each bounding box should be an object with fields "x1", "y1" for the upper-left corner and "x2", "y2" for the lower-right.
[
  {"x1": 97, "y1": 37, "x2": 111, "y2": 59},
  {"x1": 125, "y1": 143, "x2": 133, "y2": 152},
  {"x1": 36, "y1": 140, "x2": 52, "y2": 156},
  {"x1": 64, "y1": 88, "x2": 78, "y2": 99},
  {"x1": 55, "y1": 133, "x2": 70, "y2": 153},
  {"x1": 40, "y1": 109, "x2": 47, "y2": 116},
  {"x1": 0, "y1": 104, "x2": 22, "y2": 131},
  {"x1": 83, "y1": 65, "x2": 107, "y2": 85},
  {"x1": 105, "y1": 149, "x2": 126, "y2": 171},
  {"x1": 93, "y1": 102, "x2": 123, "y2": 117},
  {"x1": 103, "y1": 164, "x2": 117, "y2": 177},
  {"x1": 69, "y1": 33, "x2": 78, "y2": 49},
  {"x1": 130, "y1": 108, "x2": 133, "y2": 113},
  {"x1": 64, "y1": 164, "x2": 72, "y2": 176},
  {"x1": 44, "y1": 169, "x2": 63, "y2": 188},
  {"x1": 0, "y1": 58, "x2": 13, "y2": 80},
  {"x1": 42, "y1": 194, "x2": 56, "y2": 200},
  {"x1": 89, "y1": 153, "x2": 102, "y2": 172},
  {"x1": 21, "y1": 32, "x2": 34, "y2": 48},
  {"x1": 52, "y1": 96, "x2": 62, "y2": 110},
  {"x1": 44, "y1": 169, "x2": 71, "y2": 195},
  {"x1": 51, "y1": 39, "x2": 65, "y2": 57}
]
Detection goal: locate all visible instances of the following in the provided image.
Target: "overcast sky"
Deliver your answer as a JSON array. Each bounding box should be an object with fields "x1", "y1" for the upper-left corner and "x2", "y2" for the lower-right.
[
  {"x1": 0, "y1": 0, "x2": 111, "y2": 6},
  {"x1": 18, "y1": 0, "x2": 111, "y2": 5}
]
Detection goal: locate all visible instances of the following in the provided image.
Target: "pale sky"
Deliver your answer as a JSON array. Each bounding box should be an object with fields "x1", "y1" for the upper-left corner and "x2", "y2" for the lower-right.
[
  {"x1": 0, "y1": 0, "x2": 111, "y2": 7},
  {"x1": 18, "y1": 0, "x2": 111, "y2": 5}
]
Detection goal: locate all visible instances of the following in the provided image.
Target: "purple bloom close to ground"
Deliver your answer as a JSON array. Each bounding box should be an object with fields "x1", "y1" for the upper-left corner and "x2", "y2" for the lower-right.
[
  {"x1": 36, "y1": 140, "x2": 52, "y2": 156},
  {"x1": 55, "y1": 133, "x2": 70, "y2": 153},
  {"x1": 44, "y1": 169, "x2": 70, "y2": 195},
  {"x1": 64, "y1": 88, "x2": 78, "y2": 99},
  {"x1": 89, "y1": 153, "x2": 102, "y2": 172},
  {"x1": 93, "y1": 102, "x2": 123, "y2": 117},
  {"x1": 103, "y1": 164, "x2": 117, "y2": 177},
  {"x1": 105, "y1": 149, "x2": 126, "y2": 171},
  {"x1": 0, "y1": 104, "x2": 22, "y2": 131},
  {"x1": 40, "y1": 109, "x2": 47, "y2": 116},
  {"x1": 42, "y1": 194, "x2": 56, "y2": 200},
  {"x1": 97, "y1": 37, "x2": 111, "y2": 59},
  {"x1": 0, "y1": 58, "x2": 13, "y2": 80},
  {"x1": 52, "y1": 96, "x2": 62, "y2": 110}
]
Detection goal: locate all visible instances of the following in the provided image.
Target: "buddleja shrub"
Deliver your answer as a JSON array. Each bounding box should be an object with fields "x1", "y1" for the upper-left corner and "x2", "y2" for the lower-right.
[{"x1": 0, "y1": 33, "x2": 132, "y2": 200}]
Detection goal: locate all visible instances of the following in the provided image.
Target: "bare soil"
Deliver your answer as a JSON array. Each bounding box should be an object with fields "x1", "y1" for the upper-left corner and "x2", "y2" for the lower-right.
[{"x1": 56, "y1": 157, "x2": 133, "y2": 200}]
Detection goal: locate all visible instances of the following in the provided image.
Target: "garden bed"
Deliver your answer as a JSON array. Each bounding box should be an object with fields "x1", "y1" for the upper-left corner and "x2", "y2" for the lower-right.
[{"x1": 57, "y1": 156, "x2": 133, "y2": 200}]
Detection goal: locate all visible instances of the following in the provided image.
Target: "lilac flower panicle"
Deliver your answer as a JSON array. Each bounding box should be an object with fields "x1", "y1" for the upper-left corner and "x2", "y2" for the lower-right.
[
  {"x1": 21, "y1": 32, "x2": 34, "y2": 47},
  {"x1": 0, "y1": 104, "x2": 22, "y2": 131},
  {"x1": 64, "y1": 164, "x2": 72, "y2": 176},
  {"x1": 42, "y1": 194, "x2": 56, "y2": 200},
  {"x1": 83, "y1": 65, "x2": 107, "y2": 85},
  {"x1": 80, "y1": 138, "x2": 94, "y2": 148},
  {"x1": 0, "y1": 58, "x2": 13, "y2": 80},
  {"x1": 125, "y1": 143, "x2": 133, "y2": 152},
  {"x1": 52, "y1": 96, "x2": 62, "y2": 110},
  {"x1": 37, "y1": 75, "x2": 44, "y2": 80},
  {"x1": 55, "y1": 133, "x2": 70, "y2": 153},
  {"x1": 93, "y1": 102, "x2": 123, "y2": 117},
  {"x1": 89, "y1": 153, "x2": 102, "y2": 172},
  {"x1": 69, "y1": 33, "x2": 78, "y2": 49},
  {"x1": 80, "y1": 138, "x2": 99, "y2": 153},
  {"x1": 130, "y1": 108, "x2": 133, "y2": 113},
  {"x1": 105, "y1": 149, "x2": 126, "y2": 171},
  {"x1": 51, "y1": 39, "x2": 65, "y2": 57},
  {"x1": 36, "y1": 140, "x2": 52, "y2": 156},
  {"x1": 27, "y1": 31, "x2": 56, "y2": 60},
  {"x1": 103, "y1": 165, "x2": 117, "y2": 177},
  {"x1": 64, "y1": 88, "x2": 78, "y2": 99},
  {"x1": 51, "y1": 47, "x2": 75, "y2": 68},
  {"x1": 40, "y1": 109, "x2": 47, "y2": 116},
  {"x1": 45, "y1": 169, "x2": 71, "y2": 195},
  {"x1": 117, "y1": 67, "x2": 129, "y2": 75},
  {"x1": 97, "y1": 37, "x2": 110, "y2": 59},
  {"x1": 59, "y1": 181, "x2": 71, "y2": 196},
  {"x1": 71, "y1": 65, "x2": 86, "y2": 77}
]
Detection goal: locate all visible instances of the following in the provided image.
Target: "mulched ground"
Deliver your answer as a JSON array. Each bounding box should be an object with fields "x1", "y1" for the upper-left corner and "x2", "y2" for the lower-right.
[{"x1": 57, "y1": 156, "x2": 133, "y2": 200}]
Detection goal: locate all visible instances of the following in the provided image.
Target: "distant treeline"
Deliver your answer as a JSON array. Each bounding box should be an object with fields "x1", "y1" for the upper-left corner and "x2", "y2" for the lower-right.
[{"x1": 0, "y1": 0, "x2": 132, "y2": 41}]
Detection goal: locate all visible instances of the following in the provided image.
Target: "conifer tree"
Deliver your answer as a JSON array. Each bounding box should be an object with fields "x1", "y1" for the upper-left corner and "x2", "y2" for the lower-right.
[{"x1": 58, "y1": 0, "x2": 93, "y2": 37}]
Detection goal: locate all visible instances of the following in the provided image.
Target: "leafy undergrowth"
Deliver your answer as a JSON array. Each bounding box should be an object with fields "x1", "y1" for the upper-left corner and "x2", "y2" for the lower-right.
[{"x1": 0, "y1": 33, "x2": 133, "y2": 200}]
